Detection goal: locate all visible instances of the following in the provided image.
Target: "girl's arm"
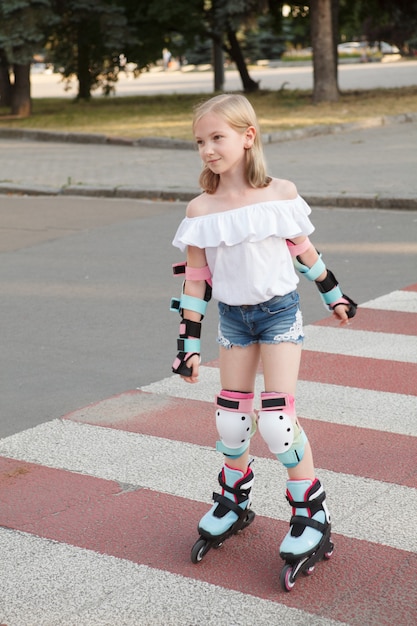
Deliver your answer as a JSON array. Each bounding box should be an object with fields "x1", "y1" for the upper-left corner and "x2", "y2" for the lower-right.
[
  {"x1": 172, "y1": 245, "x2": 211, "y2": 383},
  {"x1": 287, "y1": 236, "x2": 357, "y2": 323}
]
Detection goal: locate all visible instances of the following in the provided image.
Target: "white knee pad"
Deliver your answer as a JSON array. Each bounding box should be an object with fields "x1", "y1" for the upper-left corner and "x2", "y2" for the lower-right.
[
  {"x1": 215, "y1": 390, "x2": 256, "y2": 459},
  {"x1": 258, "y1": 392, "x2": 307, "y2": 468}
]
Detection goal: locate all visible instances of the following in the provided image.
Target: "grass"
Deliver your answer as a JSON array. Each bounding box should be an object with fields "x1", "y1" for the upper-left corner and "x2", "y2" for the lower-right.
[{"x1": 1, "y1": 86, "x2": 417, "y2": 141}]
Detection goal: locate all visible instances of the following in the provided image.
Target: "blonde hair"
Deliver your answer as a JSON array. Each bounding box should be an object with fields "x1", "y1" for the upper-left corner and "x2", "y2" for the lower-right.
[{"x1": 192, "y1": 94, "x2": 271, "y2": 194}]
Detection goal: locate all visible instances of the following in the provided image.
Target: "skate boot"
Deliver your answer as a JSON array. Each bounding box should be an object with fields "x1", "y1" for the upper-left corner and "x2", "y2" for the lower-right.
[
  {"x1": 190, "y1": 464, "x2": 255, "y2": 563},
  {"x1": 279, "y1": 478, "x2": 334, "y2": 591}
]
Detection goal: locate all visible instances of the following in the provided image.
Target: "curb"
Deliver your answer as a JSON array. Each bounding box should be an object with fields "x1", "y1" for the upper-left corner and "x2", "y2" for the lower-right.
[
  {"x1": 0, "y1": 182, "x2": 416, "y2": 209},
  {"x1": 0, "y1": 112, "x2": 416, "y2": 150}
]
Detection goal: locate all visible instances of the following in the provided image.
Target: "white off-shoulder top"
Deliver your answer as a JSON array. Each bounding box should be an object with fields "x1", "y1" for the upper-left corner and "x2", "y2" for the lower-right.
[{"x1": 172, "y1": 195, "x2": 315, "y2": 306}]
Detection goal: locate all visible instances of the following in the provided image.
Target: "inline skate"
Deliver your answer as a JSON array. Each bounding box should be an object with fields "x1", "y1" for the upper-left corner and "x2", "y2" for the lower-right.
[
  {"x1": 191, "y1": 464, "x2": 255, "y2": 563},
  {"x1": 279, "y1": 478, "x2": 334, "y2": 591}
]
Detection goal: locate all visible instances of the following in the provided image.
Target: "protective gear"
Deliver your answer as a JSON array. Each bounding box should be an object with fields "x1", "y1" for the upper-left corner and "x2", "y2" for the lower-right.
[
  {"x1": 286, "y1": 237, "x2": 311, "y2": 257},
  {"x1": 258, "y1": 392, "x2": 307, "y2": 468},
  {"x1": 315, "y1": 269, "x2": 357, "y2": 318},
  {"x1": 171, "y1": 261, "x2": 213, "y2": 376},
  {"x1": 215, "y1": 390, "x2": 256, "y2": 459},
  {"x1": 280, "y1": 478, "x2": 331, "y2": 561},
  {"x1": 197, "y1": 464, "x2": 255, "y2": 539},
  {"x1": 290, "y1": 244, "x2": 357, "y2": 319},
  {"x1": 172, "y1": 261, "x2": 212, "y2": 286},
  {"x1": 172, "y1": 319, "x2": 201, "y2": 376}
]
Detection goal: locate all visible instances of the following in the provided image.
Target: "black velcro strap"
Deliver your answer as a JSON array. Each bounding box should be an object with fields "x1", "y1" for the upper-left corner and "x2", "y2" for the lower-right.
[
  {"x1": 316, "y1": 269, "x2": 338, "y2": 293},
  {"x1": 172, "y1": 262, "x2": 186, "y2": 276},
  {"x1": 180, "y1": 319, "x2": 201, "y2": 338},
  {"x1": 218, "y1": 476, "x2": 251, "y2": 499},
  {"x1": 286, "y1": 491, "x2": 326, "y2": 509},
  {"x1": 204, "y1": 282, "x2": 212, "y2": 302},
  {"x1": 217, "y1": 396, "x2": 239, "y2": 410},
  {"x1": 261, "y1": 396, "x2": 286, "y2": 410},
  {"x1": 213, "y1": 493, "x2": 246, "y2": 518},
  {"x1": 290, "y1": 515, "x2": 328, "y2": 534}
]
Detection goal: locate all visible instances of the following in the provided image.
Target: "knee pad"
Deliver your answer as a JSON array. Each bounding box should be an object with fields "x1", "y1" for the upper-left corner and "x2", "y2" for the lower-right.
[
  {"x1": 258, "y1": 392, "x2": 307, "y2": 468},
  {"x1": 215, "y1": 390, "x2": 256, "y2": 459}
]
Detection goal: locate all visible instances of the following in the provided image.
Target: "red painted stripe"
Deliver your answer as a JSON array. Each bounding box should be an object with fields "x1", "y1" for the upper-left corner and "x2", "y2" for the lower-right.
[
  {"x1": 204, "y1": 354, "x2": 417, "y2": 396},
  {"x1": 313, "y1": 307, "x2": 417, "y2": 335},
  {"x1": 1, "y1": 458, "x2": 415, "y2": 626},
  {"x1": 403, "y1": 283, "x2": 417, "y2": 292},
  {"x1": 66, "y1": 391, "x2": 416, "y2": 488},
  {"x1": 300, "y1": 351, "x2": 417, "y2": 396}
]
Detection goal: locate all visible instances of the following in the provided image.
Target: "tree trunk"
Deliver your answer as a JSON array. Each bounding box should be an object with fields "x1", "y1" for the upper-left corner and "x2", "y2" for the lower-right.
[
  {"x1": 226, "y1": 29, "x2": 259, "y2": 93},
  {"x1": 213, "y1": 36, "x2": 224, "y2": 92},
  {"x1": 332, "y1": 0, "x2": 339, "y2": 81},
  {"x1": 11, "y1": 64, "x2": 31, "y2": 117},
  {"x1": 0, "y1": 51, "x2": 12, "y2": 108},
  {"x1": 77, "y1": 30, "x2": 92, "y2": 100},
  {"x1": 310, "y1": 0, "x2": 339, "y2": 103}
]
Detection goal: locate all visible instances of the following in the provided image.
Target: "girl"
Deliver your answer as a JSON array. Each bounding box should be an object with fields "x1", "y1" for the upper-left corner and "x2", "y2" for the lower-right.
[{"x1": 170, "y1": 94, "x2": 356, "y2": 588}]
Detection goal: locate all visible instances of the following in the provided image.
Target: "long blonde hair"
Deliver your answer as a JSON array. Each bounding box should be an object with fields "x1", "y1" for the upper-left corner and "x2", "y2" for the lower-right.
[{"x1": 193, "y1": 94, "x2": 271, "y2": 194}]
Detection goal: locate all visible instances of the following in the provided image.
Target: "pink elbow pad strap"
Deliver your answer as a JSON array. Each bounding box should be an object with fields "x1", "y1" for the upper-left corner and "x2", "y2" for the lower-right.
[
  {"x1": 286, "y1": 237, "x2": 311, "y2": 257},
  {"x1": 172, "y1": 262, "x2": 212, "y2": 286}
]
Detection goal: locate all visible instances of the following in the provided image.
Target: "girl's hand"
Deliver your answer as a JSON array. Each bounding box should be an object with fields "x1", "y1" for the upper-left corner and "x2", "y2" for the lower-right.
[
  {"x1": 181, "y1": 354, "x2": 200, "y2": 384},
  {"x1": 332, "y1": 303, "x2": 350, "y2": 324}
]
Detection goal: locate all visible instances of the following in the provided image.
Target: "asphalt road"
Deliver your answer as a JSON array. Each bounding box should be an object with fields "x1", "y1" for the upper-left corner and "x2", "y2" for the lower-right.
[
  {"x1": 30, "y1": 59, "x2": 417, "y2": 98},
  {"x1": 1, "y1": 195, "x2": 416, "y2": 439}
]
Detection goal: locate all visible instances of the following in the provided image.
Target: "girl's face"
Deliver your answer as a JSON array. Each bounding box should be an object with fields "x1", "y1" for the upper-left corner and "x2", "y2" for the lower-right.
[{"x1": 194, "y1": 112, "x2": 255, "y2": 176}]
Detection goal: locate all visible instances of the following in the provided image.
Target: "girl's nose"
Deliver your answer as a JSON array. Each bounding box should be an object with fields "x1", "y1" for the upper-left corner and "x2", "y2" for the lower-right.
[{"x1": 203, "y1": 142, "x2": 214, "y2": 156}]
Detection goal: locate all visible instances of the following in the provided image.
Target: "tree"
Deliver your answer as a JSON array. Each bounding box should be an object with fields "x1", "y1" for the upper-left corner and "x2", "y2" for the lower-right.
[
  {"x1": 355, "y1": 0, "x2": 417, "y2": 53},
  {"x1": 0, "y1": 0, "x2": 56, "y2": 116},
  {"x1": 49, "y1": 0, "x2": 133, "y2": 100},
  {"x1": 309, "y1": 0, "x2": 339, "y2": 102}
]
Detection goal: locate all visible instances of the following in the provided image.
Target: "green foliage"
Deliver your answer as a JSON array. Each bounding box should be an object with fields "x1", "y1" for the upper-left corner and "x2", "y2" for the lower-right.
[
  {"x1": 0, "y1": 0, "x2": 57, "y2": 64},
  {"x1": 339, "y1": 0, "x2": 417, "y2": 50}
]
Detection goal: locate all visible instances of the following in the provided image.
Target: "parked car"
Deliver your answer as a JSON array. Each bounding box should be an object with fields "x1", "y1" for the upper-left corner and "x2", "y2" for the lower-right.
[{"x1": 337, "y1": 42, "x2": 362, "y2": 54}]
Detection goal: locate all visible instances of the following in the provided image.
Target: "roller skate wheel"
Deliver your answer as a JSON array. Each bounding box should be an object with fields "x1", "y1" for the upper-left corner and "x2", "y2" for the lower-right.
[
  {"x1": 303, "y1": 565, "x2": 315, "y2": 576},
  {"x1": 191, "y1": 538, "x2": 209, "y2": 564},
  {"x1": 324, "y1": 542, "x2": 334, "y2": 560},
  {"x1": 280, "y1": 564, "x2": 296, "y2": 592}
]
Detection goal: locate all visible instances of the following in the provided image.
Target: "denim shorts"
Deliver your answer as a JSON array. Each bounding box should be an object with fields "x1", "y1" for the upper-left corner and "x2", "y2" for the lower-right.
[{"x1": 217, "y1": 291, "x2": 304, "y2": 349}]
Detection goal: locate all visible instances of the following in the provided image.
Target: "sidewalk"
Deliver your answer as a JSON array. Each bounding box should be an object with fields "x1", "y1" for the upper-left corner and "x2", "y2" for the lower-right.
[{"x1": 0, "y1": 112, "x2": 416, "y2": 208}]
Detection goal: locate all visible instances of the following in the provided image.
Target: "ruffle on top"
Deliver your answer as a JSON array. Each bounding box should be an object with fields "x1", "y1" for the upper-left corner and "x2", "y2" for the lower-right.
[{"x1": 172, "y1": 195, "x2": 314, "y2": 251}]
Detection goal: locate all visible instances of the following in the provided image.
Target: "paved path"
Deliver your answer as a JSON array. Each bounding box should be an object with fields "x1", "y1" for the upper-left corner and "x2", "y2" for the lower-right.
[
  {"x1": 1, "y1": 283, "x2": 416, "y2": 625},
  {"x1": 1, "y1": 114, "x2": 417, "y2": 208}
]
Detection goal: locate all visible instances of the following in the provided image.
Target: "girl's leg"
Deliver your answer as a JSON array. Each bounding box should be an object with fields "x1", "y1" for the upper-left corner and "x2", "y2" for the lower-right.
[
  {"x1": 260, "y1": 342, "x2": 331, "y2": 569},
  {"x1": 219, "y1": 343, "x2": 260, "y2": 472},
  {"x1": 196, "y1": 344, "x2": 260, "y2": 542},
  {"x1": 260, "y1": 342, "x2": 315, "y2": 480}
]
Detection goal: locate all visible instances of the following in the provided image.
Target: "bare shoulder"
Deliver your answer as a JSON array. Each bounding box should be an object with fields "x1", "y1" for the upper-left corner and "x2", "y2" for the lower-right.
[
  {"x1": 186, "y1": 193, "x2": 213, "y2": 218},
  {"x1": 268, "y1": 177, "x2": 298, "y2": 200}
]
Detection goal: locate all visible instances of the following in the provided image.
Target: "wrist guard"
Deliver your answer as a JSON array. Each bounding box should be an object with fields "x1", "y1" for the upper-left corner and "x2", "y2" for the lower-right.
[
  {"x1": 172, "y1": 318, "x2": 201, "y2": 376},
  {"x1": 316, "y1": 270, "x2": 357, "y2": 318},
  {"x1": 292, "y1": 253, "x2": 357, "y2": 319},
  {"x1": 171, "y1": 261, "x2": 212, "y2": 375}
]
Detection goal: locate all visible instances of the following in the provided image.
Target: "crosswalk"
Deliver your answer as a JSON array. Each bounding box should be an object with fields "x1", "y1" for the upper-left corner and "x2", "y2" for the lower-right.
[{"x1": 1, "y1": 285, "x2": 416, "y2": 625}]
